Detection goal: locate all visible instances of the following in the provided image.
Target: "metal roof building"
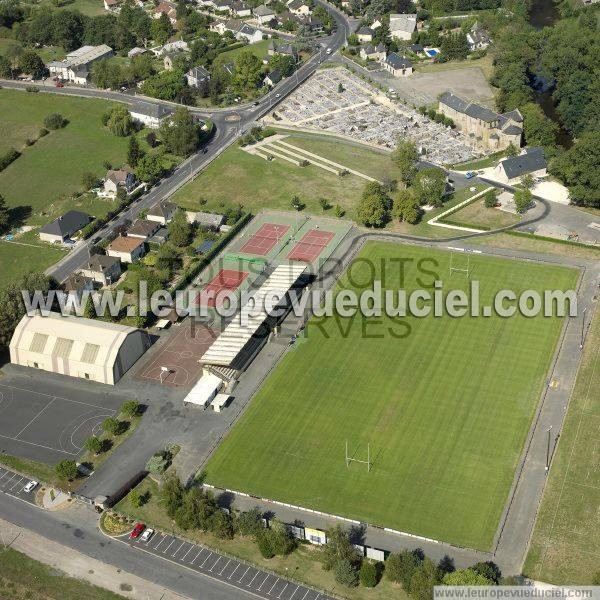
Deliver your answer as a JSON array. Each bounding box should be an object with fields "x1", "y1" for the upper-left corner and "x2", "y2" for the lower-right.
[
  {"x1": 10, "y1": 312, "x2": 151, "y2": 385},
  {"x1": 201, "y1": 263, "x2": 307, "y2": 371}
]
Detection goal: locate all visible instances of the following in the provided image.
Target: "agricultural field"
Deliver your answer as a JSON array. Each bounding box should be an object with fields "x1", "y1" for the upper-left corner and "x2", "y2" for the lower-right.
[
  {"x1": 524, "y1": 307, "x2": 600, "y2": 584},
  {"x1": 205, "y1": 242, "x2": 578, "y2": 550},
  {"x1": 171, "y1": 132, "x2": 403, "y2": 219}
]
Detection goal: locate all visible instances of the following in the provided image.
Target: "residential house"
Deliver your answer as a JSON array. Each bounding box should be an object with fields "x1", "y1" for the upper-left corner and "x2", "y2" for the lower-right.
[
  {"x1": 408, "y1": 43, "x2": 424, "y2": 55},
  {"x1": 147, "y1": 200, "x2": 177, "y2": 225},
  {"x1": 466, "y1": 22, "x2": 491, "y2": 51},
  {"x1": 254, "y1": 4, "x2": 276, "y2": 24},
  {"x1": 264, "y1": 69, "x2": 282, "y2": 87},
  {"x1": 39, "y1": 210, "x2": 91, "y2": 243},
  {"x1": 163, "y1": 53, "x2": 177, "y2": 70},
  {"x1": 267, "y1": 40, "x2": 298, "y2": 59},
  {"x1": 438, "y1": 91, "x2": 523, "y2": 151},
  {"x1": 104, "y1": 0, "x2": 121, "y2": 11},
  {"x1": 359, "y1": 43, "x2": 386, "y2": 61},
  {"x1": 153, "y1": 1, "x2": 177, "y2": 23},
  {"x1": 128, "y1": 47, "x2": 147, "y2": 58},
  {"x1": 389, "y1": 13, "x2": 417, "y2": 41},
  {"x1": 356, "y1": 26, "x2": 374, "y2": 42},
  {"x1": 213, "y1": 0, "x2": 234, "y2": 11},
  {"x1": 158, "y1": 40, "x2": 189, "y2": 55},
  {"x1": 129, "y1": 100, "x2": 174, "y2": 128},
  {"x1": 370, "y1": 17, "x2": 383, "y2": 29},
  {"x1": 231, "y1": 1, "x2": 252, "y2": 17},
  {"x1": 148, "y1": 227, "x2": 170, "y2": 245},
  {"x1": 383, "y1": 52, "x2": 413, "y2": 76},
  {"x1": 47, "y1": 45, "x2": 113, "y2": 84},
  {"x1": 494, "y1": 147, "x2": 547, "y2": 184},
  {"x1": 127, "y1": 220, "x2": 161, "y2": 240},
  {"x1": 104, "y1": 168, "x2": 137, "y2": 197},
  {"x1": 106, "y1": 236, "x2": 146, "y2": 263},
  {"x1": 79, "y1": 254, "x2": 122, "y2": 286},
  {"x1": 288, "y1": 0, "x2": 311, "y2": 16},
  {"x1": 186, "y1": 211, "x2": 224, "y2": 230},
  {"x1": 186, "y1": 66, "x2": 211, "y2": 87},
  {"x1": 62, "y1": 274, "x2": 95, "y2": 301},
  {"x1": 236, "y1": 23, "x2": 265, "y2": 43}
]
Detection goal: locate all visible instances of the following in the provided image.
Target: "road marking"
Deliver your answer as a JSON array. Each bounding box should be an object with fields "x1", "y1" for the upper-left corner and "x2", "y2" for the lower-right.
[
  {"x1": 182, "y1": 544, "x2": 195, "y2": 561},
  {"x1": 268, "y1": 577, "x2": 279, "y2": 594},
  {"x1": 190, "y1": 549, "x2": 203, "y2": 565},
  {"x1": 218, "y1": 559, "x2": 231, "y2": 575},
  {"x1": 257, "y1": 574, "x2": 270, "y2": 591},
  {"x1": 228, "y1": 563, "x2": 240, "y2": 580},
  {"x1": 14, "y1": 399, "x2": 55, "y2": 438},
  {"x1": 248, "y1": 570, "x2": 260, "y2": 587},
  {"x1": 209, "y1": 556, "x2": 222, "y2": 572},
  {"x1": 288, "y1": 585, "x2": 300, "y2": 600},
  {"x1": 200, "y1": 551, "x2": 213, "y2": 568},
  {"x1": 163, "y1": 538, "x2": 176, "y2": 554},
  {"x1": 238, "y1": 566, "x2": 251, "y2": 582},
  {"x1": 153, "y1": 534, "x2": 167, "y2": 550},
  {"x1": 9, "y1": 477, "x2": 24, "y2": 491},
  {"x1": 300, "y1": 590, "x2": 310, "y2": 600},
  {"x1": 3, "y1": 473, "x2": 17, "y2": 487},
  {"x1": 172, "y1": 541, "x2": 186, "y2": 557},
  {"x1": 0, "y1": 470, "x2": 10, "y2": 482}
]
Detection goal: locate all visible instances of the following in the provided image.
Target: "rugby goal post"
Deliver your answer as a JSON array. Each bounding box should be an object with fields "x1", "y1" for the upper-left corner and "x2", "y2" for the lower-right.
[
  {"x1": 449, "y1": 251, "x2": 471, "y2": 278},
  {"x1": 345, "y1": 440, "x2": 372, "y2": 472}
]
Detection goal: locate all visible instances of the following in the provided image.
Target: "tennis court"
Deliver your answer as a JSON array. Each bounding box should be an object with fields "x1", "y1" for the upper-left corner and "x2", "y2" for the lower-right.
[
  {"x1": 238, "y1": 223, "x2": 290, "y2": 256},
  {"x1": 196, "y1": 269, "x2": 249, "y2": 308},
  {"x1": 286, "y1": 229, "x2": 335, "y2": 262}
]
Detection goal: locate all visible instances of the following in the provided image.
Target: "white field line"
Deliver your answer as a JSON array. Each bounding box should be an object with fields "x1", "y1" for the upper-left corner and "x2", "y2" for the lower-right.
[
  {"x1": 274, "y1": 140, "x2": 380, "y2": 183},
  {"x1": 254, "y1": 146, "x2": 303, "y2": 166},
  {"x1": 427, "y1": 187, "x2": 493, "y2": 233},
  {"x1": 261, "y1": 142, "x2": 339, "y2": 174}
]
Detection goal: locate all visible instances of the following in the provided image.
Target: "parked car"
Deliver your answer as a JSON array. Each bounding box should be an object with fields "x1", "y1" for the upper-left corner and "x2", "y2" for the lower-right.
[
  {"x1": 140, "y1": 528, "x2": 154, "y2": 542},
  {"x1": 23, "y1": 481, "x2": 38, "y2": 493},
  {"x1": 465, "y1": 171, "x2": 475, "y2": 179},
  {"x1": 326, "y1": 47, "x2": 332, "y2": 54},
  {"x1": 129, "y1": 523, "x2": 145, "y2": 539}
]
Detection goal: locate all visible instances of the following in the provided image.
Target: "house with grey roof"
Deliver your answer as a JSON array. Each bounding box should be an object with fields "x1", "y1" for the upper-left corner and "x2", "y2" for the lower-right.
[
  {"x1": 254, "y1": 4, "x2": 276, "y2": 24},
  {"x1": 186, "y1": 211, "x2": 224, "y2": 230},
  {"x1": 264, "y1": 69, "x2": 282, "y2": 87},
  {"x1": 389, "y1": 14, "x2": 417, "y2": 41},
  {"x1": 47, "y1": 45, "x2": 113, "y2": 84},
  {"x1": 383, "y1": 53, "x2": 413, "y2": 76},
  {"x1": 438, "y1": 91, "x2": 523, "y2": 151},
  {"x1": 267, "y1": 40, "x2": 298, "y2": 59},
  {"x1": 356, "y1": 26, "x2": 374, "y2": 42},
  {"x1": 147, "y1": 200, "x2": 177, "y2": 225},
  {"x1": 129, "y1": 100, "x2": 174, "y2": 128},
  {"x1": 494, "y1": 147, "x2": 547, "y2": 184},
  {"x1": 288, "y1": 0, "x2": 311, "y2": 15},
  {"x1": 186, "y1": 66, "x2": 211, "y2": 87},
  {"x1": 127, "y1": 219, "x2": 161, "y2": 240},
  {"x1": 360, "y1": 43, "x2": 386, "y2": 61},
  {"x1": 39, "y1": 211, "x2": 92, "y2": 244},
  {"x1": 79, "y1": 254, "x2": 122, "y2": 286},
  {"x1": 466, "y1": 22, "x2": 491, "y2": 50}
]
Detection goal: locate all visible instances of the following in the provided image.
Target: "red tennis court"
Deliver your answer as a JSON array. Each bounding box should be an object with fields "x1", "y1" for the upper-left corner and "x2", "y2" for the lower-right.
[
  {"x1": 287, "y1": 229, "x2": 335, "y2": 262},
  {"x1": 238, "y1": 223, "x2": 290, "y2": 256},
  {"x1": 196, "y1": 269, "x2": 249, "y2": 308}
]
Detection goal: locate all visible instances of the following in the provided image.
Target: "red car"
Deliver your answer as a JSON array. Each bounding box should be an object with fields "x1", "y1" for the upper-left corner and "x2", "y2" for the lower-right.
[{"x1": 129, "y1": 523, "x2": 145, "y2": 539}]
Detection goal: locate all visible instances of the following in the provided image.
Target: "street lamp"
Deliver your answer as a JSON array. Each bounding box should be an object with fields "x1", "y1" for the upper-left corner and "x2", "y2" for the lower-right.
[
  {"x1": 580, "y1": 306, "x2": 588, "y2": 349},
  {"x1": 545, "y1": 426, "x2": 553, "y2": 472}
]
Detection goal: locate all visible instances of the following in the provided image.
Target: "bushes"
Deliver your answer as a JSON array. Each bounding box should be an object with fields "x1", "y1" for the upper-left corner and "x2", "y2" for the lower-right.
[
  {"x1": 0, "y1": 147, "x2": 20, "y2": 172},
  {"x1": 55, "y1": 459, "x2": 78, "y2": 481},
  {"x1": 238, "y1": 126, "x2": 277, "y2": 147},
  {"x1": 359, "y1": 560, "x2": 379, "y2": 587},
  {"x1": 146, "y1": 448, "x2": 173, "y2": 474},
  {"x1": 43, "y1": 113, "x2": 67, "y2": 130}
]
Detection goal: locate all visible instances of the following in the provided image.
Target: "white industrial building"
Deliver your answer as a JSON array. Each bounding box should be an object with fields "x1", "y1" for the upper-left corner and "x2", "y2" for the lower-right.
[
  {"x1": 10, "y1": 312, "x2": 150, "y2": 385},
  {"x1": 47, "y1": 45, "x2": 113, "y2": 84}
]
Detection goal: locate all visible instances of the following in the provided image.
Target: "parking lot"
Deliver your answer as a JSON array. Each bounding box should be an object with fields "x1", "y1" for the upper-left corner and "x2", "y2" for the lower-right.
[
  {"x1": 270, "y1": 67, "x2": 481, "y2": 165},
  {"x1": 0, "y1": 376, "x2": 125, "y2": 464},
  {"x1": 127, "y1": 531, "x2": 333, "y2": 600},
  {"x1": 0, "y1": 466, "x2": 39, "y2": 505}
]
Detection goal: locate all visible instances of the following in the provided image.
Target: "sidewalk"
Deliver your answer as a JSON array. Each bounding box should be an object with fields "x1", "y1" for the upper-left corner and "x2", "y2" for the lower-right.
[{"x1": 0, "y1": 516, "x2": 190, "y2": 600}]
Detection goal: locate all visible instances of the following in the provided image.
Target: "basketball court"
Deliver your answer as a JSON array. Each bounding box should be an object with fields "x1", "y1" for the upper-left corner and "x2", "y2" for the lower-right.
[
  {"x1": 286, "y1": 229, "x2": 335, "y2": 262},
  {"x1": 238, "y1": 223, "x2": 290, "y2": 256},
  {"x1": 196, "y1": 269, "x2": 249, "y2": 308},
  {"x1": 135, "y1": 321, "x2": 216, "y2": 388}
]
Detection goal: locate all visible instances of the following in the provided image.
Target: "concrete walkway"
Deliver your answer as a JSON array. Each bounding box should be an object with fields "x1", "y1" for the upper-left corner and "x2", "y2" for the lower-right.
[
  {"x1": 427, "y1": 187, "x2": 493, "y2": 233},
  {"x1": 0, "y1": 516, "x2": 190, "y2": 600}
]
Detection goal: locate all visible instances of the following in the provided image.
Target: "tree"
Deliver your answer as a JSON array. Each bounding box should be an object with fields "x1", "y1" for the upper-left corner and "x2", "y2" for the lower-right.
[
  {"x1": 391, "y1": 140, "x2": 419, "y2": 186},
  {"x1": 237, "y1": 508, "x2": 263, "y2": 536},
  {"x1": 413, "y1": 167, "x2": 447, "y2": 207},
  {"x1": 18, "y1": 50, "x2": 46, "y2": 79},
  {"x1": 321, "y1": 526, "x2": 360, "y2": 571},
  {"x1": 0, "y1": 55, "x2": 11, "y2": 78},
  {"x1": 136, "y1": 153, "x2": 164, "y2": 184},
  {"x1": 151, "y1": 13, "x2": 174, "y2": 45},
  {"x1": 211, "y1": 510, "x2": 235, "y2": 539},
  {"x1": 106, "y1": 105, "x2": 134, "y2": 137},
  {"x1": 127, "y1": 136, "x2": 142, "y2": 167},
  {"x1": 520, "y1": 173, "x2": 535, "y2": 190},
  {"x1": 167, "y1": 209, "x2": 192, "y2": 247},
  {"x1": 291, "y1": 195, "x2": 304, "y2": 211},
  {"x1": 319, "y1": 198, "x2": 330, "y2": 211},
  {"x1": 385, "y1": 550, "x2": 422, "y2": 590},
  {"x1": 357, "y1": 181, "x2": 390, "y2": 227},
  {"x1": 102, "y1": 416, "x2": 121, "y2": 436},
  {"x1": 233, "y1": 51, "x2": 263, "y2": 92},
  {"x1": 140, "y1": 69, "x2": 186, "y2": 102},
  {"x1": 514, "y1": 188, "x2": 532, "y2": 213},
  {"x1": 161, "y1": 473, "x2": 185, "y2": 518},
  {"x1": 335, "y1": 558, "x2": 360, "y2": 587},
  {"x1": 440, "y1": 32, "x2": 469, "y2": 60},
  {"x1": 360, "y1": 561, "x2": 379, "y2": 587},
  {"x1": 257, "y1": 531, "x2": 276, "y2": 558},
  {"x1": 0, "y1": 194, "x2": 10, "y2": 234},
  {"x1": 393, "y1": 188, "x2": 421, "y2": 224},
  {"x1": 520, "y1": 103, "x2": 558, "y2": 150},
  {"x1": 159, "y1": 108, "x2": 200, "y2": 157},
  {"x1": 267, "y1": 520, "x2": 296, "y2": 556},
  {"x1": 120, "y1": 400, "x2": 140, "y2": 417},
  {"x1": 443, "y1": 568, "x2": 494, "y2": 586},
  {"x1": 82, "y1": 172, "x2": 99, "y2": 191},
  {"x1": 155, "y1": 243, "x2": 182, "y2": 277},
  {"x1": 505, "y1": 142, "x2": 519, "y2": 158},
  {"x1": 483, "y1": 189, "x2": 497, "y2": 208},
  {"x1": 472, "y1": 561, "x2": 501, "y2": 584},
  {"x1": 84, "y1": 436, "x2": 103, "y2": 455},
  {"x1": 270, "y1": 53, "x2": 296, "y2": 77},
  {"x1": 55, "y1": 459, "x2": 78, "y2": 480},
  {"x1": 409, "y1": 558, "x2": 442, "y2": 600},
  {"x1": 43, "y1": 113, "x2": 67, "y2": 130},
  {"x1": 128, "y1": 489, "x2": 143, "y2": 508}
]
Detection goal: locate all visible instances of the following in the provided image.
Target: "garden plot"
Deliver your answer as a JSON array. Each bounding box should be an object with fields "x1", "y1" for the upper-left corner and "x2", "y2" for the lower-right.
[{"x1": 269, "y1": 68, "x2": 481, "y2": 166}]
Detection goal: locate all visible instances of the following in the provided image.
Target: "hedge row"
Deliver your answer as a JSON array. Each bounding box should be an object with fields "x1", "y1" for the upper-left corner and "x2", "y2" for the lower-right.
[
  {"x1": 0, "y1": 148, "x2": 20, "y2": 172},
  {"x1": 169, "y1": 212, "x2": 253, "y2": 293},
  {"x1": 506, "y1": 229, "x2": 600, "y2": 250}
]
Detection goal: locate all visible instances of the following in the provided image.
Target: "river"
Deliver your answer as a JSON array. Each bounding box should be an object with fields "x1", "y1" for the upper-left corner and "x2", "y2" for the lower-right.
[{"x1": 528, "y1": 0, "x2": 574, "y2": 147}]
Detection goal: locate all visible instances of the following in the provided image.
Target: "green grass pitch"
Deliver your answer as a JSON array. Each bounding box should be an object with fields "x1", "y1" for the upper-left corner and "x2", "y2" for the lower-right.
[{"x1": 205, "y1": 242, "x2": 579, "y2": 550}]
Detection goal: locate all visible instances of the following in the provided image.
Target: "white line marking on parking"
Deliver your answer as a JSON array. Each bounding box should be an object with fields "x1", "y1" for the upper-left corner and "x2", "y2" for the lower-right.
[
  {"x1": 288, "y1": 585, "x2": 300, "y2": 600},
  {"x1": 238, "y1": 566, "x2": 250, "y2": 582},
  {"x1": 182, "y1": 545, "x2": 194, "y2": 561},
  {"x1": 248, "y1": 571, "x2": 260, "y2": 587},
  {"x1": 300, "y1": 589, "x2": 310, "y2": 600},
  {"x1": 163, "y1": 539, "x2": 176, "y2": 554},
  {"x1": 190, "y1": 549, "x2": 203, "y2": 565},
  {"x1": 258, "y1": 574, "x2": 270, "y2": 591},
  {"x1": 209, "y1": 556, "x2": 222, "y2": 572},
  {"x1": 9, "y1": 477, "x2": 24, "y2": 491},
  {"x1": 0, "y1": 470, "x2": 10, "y2": 482},
  {"x1": 228, "y1": 563, "x2": 240, "y2": 580},
  {"x1": 278, "y1": 582, "x2": 289, "y2": 598},
  {"x1": 172, "y1": 541, "x2": 185, "y2": 557},
  {"x1": 200, "y1": 551, "x2": 213, "y2": 568},
  {"x1": 3, "y1": 473, "x2": 17, "y2": 487},
  {"x1": 268, "y1": 577, "x2": 279, "y2": 594},
  {"x1": 153, "y1": 535, "x2": 167, "y2": 550},
  {"x1": 218, "y1": 559, "x2": 230, "y2": 575}
]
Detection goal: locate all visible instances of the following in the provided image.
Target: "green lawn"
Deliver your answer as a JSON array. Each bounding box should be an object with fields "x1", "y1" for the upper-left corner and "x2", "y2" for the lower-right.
[
  {"x1": 214, "y1": 39, "x2": 271, "y2": 65},
  {"x1": 441, "y1": 197, "x2": 521, "y2": 230},
  {"x1": 0, "y1": 548, "x2": 125, "y2": 600},
  {"x1": 0, "y1": 90, "x2": 129, "y2": 226},
  {"x1": 205, "y1": 242, "x2": 578, "y2": 550},
  {"x1": 171, "y1": 132, "x2": 402, "y2": 219},
  {"x1": 523, "y1": 307, "x2": 600, "y2": 584}
]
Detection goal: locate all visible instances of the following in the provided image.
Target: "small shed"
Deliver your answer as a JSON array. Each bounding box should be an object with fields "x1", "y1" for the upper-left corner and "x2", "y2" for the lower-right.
[
  {"x1": 195, "y1": 240, "x2": 216, "y2": 255},
  {"x1": 210, "y1": 393, "x2": 230, "y2": 413},
  {"x1": 184, "y1": 372, "x2": 223, "y2": 408}
]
